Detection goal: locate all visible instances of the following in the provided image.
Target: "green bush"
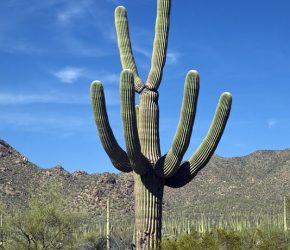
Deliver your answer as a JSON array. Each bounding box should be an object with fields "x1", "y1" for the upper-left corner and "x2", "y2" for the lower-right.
[
  {"x1": 77, "y1": 231, "x2": 107, "y2": 250},
  {"x1": 161, "y1": 229, "x2": 290, "y2": 250},
  {"x1": 3, "y1": 184, "x2": 83, "y2": 250}
]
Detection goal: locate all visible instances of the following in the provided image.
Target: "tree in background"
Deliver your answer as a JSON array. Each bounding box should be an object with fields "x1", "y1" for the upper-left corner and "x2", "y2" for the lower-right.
[{"x1": 6, "y1": 185, "x2": 83, "y2": 250}]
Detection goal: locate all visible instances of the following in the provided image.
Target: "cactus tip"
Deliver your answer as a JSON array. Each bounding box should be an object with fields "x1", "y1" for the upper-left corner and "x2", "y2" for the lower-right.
[
  {"x1": 115, "y1": 6, "x2": 126, "y2": 15},
  {"x1": 187, "y1": 70, "x2": 199, "y2": 79},
  {"x1": 222, "y1": 92, "x2": 232, "y2": 98},
  {"x1": 91, "y1": 80, "x2": 103, "y2": 91},
  {"x1": 188, "y1": 69, "x2": 199, "y2": 75},
  {"x1": 220, "y1": 92, "x2": 232, "y2": 104}
]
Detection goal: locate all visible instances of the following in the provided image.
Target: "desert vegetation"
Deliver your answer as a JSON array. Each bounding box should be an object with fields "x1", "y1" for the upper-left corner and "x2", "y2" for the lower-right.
[
  {"x1": 1, "y1": 189, "x2": 290, "y2": 249},
  {"x1": 3, "y1": 126, "x2": 290, "y2": 250},
  {"x1": 0, "y1": 185, "x2": 103, "y2": 250},
  {"x1": 0, "y1": 185, "x2": 131, "y2": 250},
  {"x1": 161, "y1": 229, "x2": 290, "y2": 250}
]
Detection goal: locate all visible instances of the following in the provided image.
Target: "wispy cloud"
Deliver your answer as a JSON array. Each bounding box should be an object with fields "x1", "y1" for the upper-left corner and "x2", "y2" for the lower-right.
[
  {"x1": 134, "y1": 46, "x2": 180, "y2": 65},
  {"x1": 267, "y1": 119, "x2": 277, "y2": 129},
  {"x1": 59, "y1": 34, "x2": 110, "y2": 57},
  {"x1": 0, "y1": 93, "x2": 89, "y2": 105},
  {"x1": 95, "y1": 72, "x2": 119, "y2": 84},
  {"x1": 0, "y1": 37, "x2": 44, "y2": 54},
  {"x1": 96, "y1": 23, "x2": 117, "y2": 42},
  {"x1": 0, "y1": 85, "x2": 120, "y2": 107},
  {"x1": 0, "y1": 1, "x2": 117, "y2": 57},
  {"x1": 0, "y1": 112, "x2": 86, "y2": 132},
  {"x1": 105, "y1": 0, "x2": 120, "y2": 4},
  {"x1": 134, "y1": 46, "x2": 151, "y2": 58},
  {"x1": 85, "y1": 8, "x2": 116, "y2": 42},
  {"x1": 167, "y1": 51, "x2": 180, "y2": 65},
  {"x1": 53, "y1": 67, "x2": 84, "y2": 83},
  {"x1": 57, "y1": 66, "x2": 120, "y2": 85},
  {"x1": 57, "y1": 7, "x2": 85, "y2": 25},
  {"x1": 52, "y1": 66, "x2": 120, "y2": 85},
  {"x1": 56, "y1": 0, "x2": 93, "y2": 25},
  {"x1": 55, "y1": 0, "x2": 117, "y2": 42}
]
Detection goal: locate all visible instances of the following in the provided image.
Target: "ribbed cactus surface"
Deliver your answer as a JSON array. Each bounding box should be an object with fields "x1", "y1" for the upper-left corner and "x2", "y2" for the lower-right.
[{"x1": 91, "y1": 0, "x2": 232, "y2": 249}]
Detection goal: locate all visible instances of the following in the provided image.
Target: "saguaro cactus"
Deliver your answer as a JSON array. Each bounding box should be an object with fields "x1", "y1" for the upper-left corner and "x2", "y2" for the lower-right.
[{"x1": 90, "y1": 0, "x2": 232, "y2": 249}]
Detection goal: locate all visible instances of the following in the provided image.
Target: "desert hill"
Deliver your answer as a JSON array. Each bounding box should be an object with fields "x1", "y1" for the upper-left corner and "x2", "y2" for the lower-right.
[{"x1": 1, "y1": 139, "x2": 290, "y2": 221}]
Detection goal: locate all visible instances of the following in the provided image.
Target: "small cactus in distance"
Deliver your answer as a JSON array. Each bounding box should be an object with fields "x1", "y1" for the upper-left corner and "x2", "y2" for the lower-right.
[{"x1": 90, "y1": 0, "x2": 232, "y2": 249}]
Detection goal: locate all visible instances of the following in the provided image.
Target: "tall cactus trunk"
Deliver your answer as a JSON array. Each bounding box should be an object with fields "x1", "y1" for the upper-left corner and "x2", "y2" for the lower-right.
[
  {"x1": 134, "y1": 172, "x2": 164, "y2": 250},
  {"x1": 133, "y1": 88, "x2": 163, "y2": 249}
]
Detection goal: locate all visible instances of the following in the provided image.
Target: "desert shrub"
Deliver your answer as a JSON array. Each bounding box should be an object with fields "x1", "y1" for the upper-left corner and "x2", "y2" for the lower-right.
[
  {"x1": 1, "y1": 186, "x2": 129, "y2": 249},
  {"x1": 175, "y1": 233, "x2": 199, "y2": 250},
  {"x1": 161, "y1": 228, "x2": 290, "y2": 250},
  {"x1": 76, "y1": 231, "x2": 107, "y2": 250},
  {"x1": 5, "y1": 184, "x2": 84, "y2": 250},
  {"x1": 161, "y1": 231, "x2": 215, "y2": 250},
  {"x1": 216, "y1": 229, "x2": 242, "y2": 249},
  {"x1": 251, "y1": 229, "x2": 290, "y2": 250},
  {"x1": 161, "y1": 239, "x2": 178, "y2": 250}
]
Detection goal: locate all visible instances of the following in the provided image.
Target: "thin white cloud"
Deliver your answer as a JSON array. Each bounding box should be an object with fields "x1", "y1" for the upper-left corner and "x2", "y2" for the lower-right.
[
  {"x1": 0, "y1": 1, "x2": 117, "y2": 57},
  {"x1": 74, "y1": 68, "x2": 119, "y2": 85},
  {"x1": 134, "y1": 46, "x2": 180, "y2": 65},
  {"x1": 57, "y1": 6, "x2": 85, "y2": 25},
  {"x1": 267, "y1": 119, "x2": 277, "y2": 129},
  {"x1": 0, "y1": 37, "x2": 44, "y2": 54},
  {"x1": 0, "y1": 87, "x2": 120, "y2": 107},
  {"x1": 53, "y1": 67, "x2": 84, "y2": 83},
  {"x1": 85, "y1": 7, "x2": 116, "y2": 42},
  {"x1": 59, "y1": 34, "x2": 110, "y2": 57},
  {"x1": 97, "y1": 73, "x2": 119, "y2": 84},
  {"x1": 98, "y1": 24, "x2": 116, "y2": 42},
  {"x1": 55, "y1": 0, "x2": 116, "y2": 44},
  {"x1": 0, "y1": 93, "x2": 89, "y2": 105},
  {"x1": 167, "y1": 51, "x2": 180, "y2": 64},
  {"x1": 55, "y1": 0, "x2": 118, "y2": 43},
  {"x1": 56, "y1": 0, "x2": 93, "y2": 25},
  {"x1": 105, "y1": 0, "x2": 120, "y2": 4},
  {"x1": 134, "y1": 46, "x2": 151, "y2": 58},
  {"x1": 52, "y1": 65, "x2": 120, "y2": 84},
  {"x1": 0, "y1": 112, "x2": 86, "y2": 131}
]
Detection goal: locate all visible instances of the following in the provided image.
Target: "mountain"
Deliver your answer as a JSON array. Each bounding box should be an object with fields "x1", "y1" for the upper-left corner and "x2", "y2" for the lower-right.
[{"x1": 1, "y1": 139, "x2": 290, "y2": 221}]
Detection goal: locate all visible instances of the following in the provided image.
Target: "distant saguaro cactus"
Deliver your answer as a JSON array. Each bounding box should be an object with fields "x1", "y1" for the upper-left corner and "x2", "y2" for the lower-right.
[{"x1": 90, "y1": 0, "x2": 232, "y2": 249}]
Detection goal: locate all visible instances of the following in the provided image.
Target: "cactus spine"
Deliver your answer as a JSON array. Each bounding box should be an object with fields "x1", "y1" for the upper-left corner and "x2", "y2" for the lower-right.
[{"x1": 90, "y1": 0, "x2": 232, "y2": 249}]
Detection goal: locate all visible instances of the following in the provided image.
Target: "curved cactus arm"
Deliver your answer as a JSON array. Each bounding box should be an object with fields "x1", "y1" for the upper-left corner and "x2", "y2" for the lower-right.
[
  {"x1": 115, "y1": 6, "x2": 145, "y2": 93},
  {"x1": 146, "y1": 0, "x2": 171, "y2": 90},
  {"x1": 91, "y1": 81, "x2": 132, "y2": 173},
  {"x1": 154, "y1": 70, "x2": 199, "y2": 178},
  {"x1": 120, "y1": 70, "x2": 149, "y2": 175},
  {"x1": 165, "y1": 92, "x2": 232, "y2": 188}
]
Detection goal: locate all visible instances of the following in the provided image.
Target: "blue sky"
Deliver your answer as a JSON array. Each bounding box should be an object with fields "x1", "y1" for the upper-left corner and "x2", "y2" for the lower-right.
[{"x1": 1, "y1": 0, "x2": 290, "y2": 173}]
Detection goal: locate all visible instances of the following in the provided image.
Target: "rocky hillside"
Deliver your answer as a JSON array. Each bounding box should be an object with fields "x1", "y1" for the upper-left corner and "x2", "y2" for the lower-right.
[{"x1": 1, "y1": 139, "x2": 290, "y2": 221}]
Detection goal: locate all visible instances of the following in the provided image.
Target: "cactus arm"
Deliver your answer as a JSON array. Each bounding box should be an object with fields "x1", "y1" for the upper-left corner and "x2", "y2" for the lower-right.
[
  {"x1": 146, "y1": 0, "x2": 171, "y2": 90},
  {"x1": 154, "y1": 70, "x2": 199, "y2": 178},
  {"x1": 120, "y1": 70, "x2": 149, "y2": 175},
  {"x1": 115, "y1": 6, "x2": 145, "y2": 93},
  {"x1": 91, "y1": 81, "x2": 132, "y2": 172},
  {"x1": 165, "y1": 92, "x2": 232, "y2": 188}
]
